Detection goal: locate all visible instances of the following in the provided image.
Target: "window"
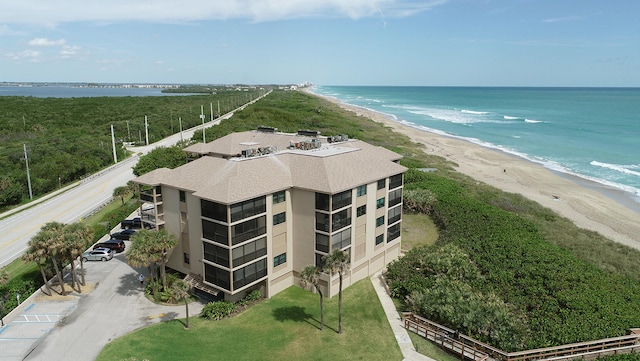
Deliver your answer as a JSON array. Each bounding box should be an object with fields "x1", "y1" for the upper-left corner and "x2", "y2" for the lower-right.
[
  {"x1": 203, "y1": 242, "x2": 229, "y2": 267},
  {"x1": 332, "y1": 190, "x2": 352, "y2": 210},
  {"x1": 376, "y1": 216, "x2": 385, "y2": 227},
  {"x1": 388, "y1": 223, "x2": 401, "y2": 242},
  {"x1": 204, "y1": 264, "x2": 230, "y2": 291},
  {"x1": 274, "y1": 253, "x2": 286, "y2": 267},
  {"x1": 315, "y1": 233, "x2": 330, "y2": 253},
  {"x1": 233, "y1": 258, "x2": 267, "y2": 289},
  {"x1": 183, "y1": 252, "x2": 190, "y2": 264},
  {"x1": 179, "y1": 190, "x2": 186, "y2": 202},
  {"x1": 376, "y1": 197, "x2": 385, "y2": 209},
  {"x1": 331, "y1": 228, "x2": 351, "y2": 250},
  {"x1": 315, "y1": 193, "x2": 330, "y2": 211},
  {"x1": 388, "y1": 206, "x2": 402, "y2": 225},
  {"x1": 356, "y1": 185, "x2": 367, "y2": 197},
  {"x1": 315, "y1": 253, "x2": 326, "y2": 269},
  {"x1": 389, "y1": 174, "x2": 403, "y2": 189},
  {"x1": 316, "y1": 212, "x2": 330, "y2": 232},
  {"x1": 232, "y1": 237, "x2": 267, "y2": 267},
  {"x1": 231, "y1": 216, "x2": 266, "y2": 245},
  {"x1": 273, "y1": 212, "x2": 286, "y2": 226},
  {"x1": 273, "y1": 190, "x2": 286, "y2": 204},
  {"x1": 202, "y1": 219, "x2": 229, "y2": 245},
  {"x1": 377, "y1": 179, "x2": 386, "y2": 190},
  {"x1": 375, "y1": 234, "x2": 384, "y2": 245},
  {"x1": 201, "y1": 199, "x2": 227, "y2": 222},
  {"x1": 388, "y1": 188, "x2": 402, "y2": 207},
  {"x1": 356, "y1": 205, "x2": 366, "y2": 217},
  {"x1": 331, "y1": 208, "x2": 352, "y2": 232},
  {"x1": 230, "y1": 196, "x2": 266, "y2": 222}
]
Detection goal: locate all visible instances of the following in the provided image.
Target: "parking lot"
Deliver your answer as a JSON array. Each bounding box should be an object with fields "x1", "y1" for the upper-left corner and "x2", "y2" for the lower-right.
[{"x1": 1, "y1": 231, "x2": 205, "y2": 361}]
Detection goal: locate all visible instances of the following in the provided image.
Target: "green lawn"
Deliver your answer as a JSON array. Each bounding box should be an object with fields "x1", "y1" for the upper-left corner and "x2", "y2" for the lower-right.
[{"x1": 97, "y1": 280, "x2": 402, "y2": 361}]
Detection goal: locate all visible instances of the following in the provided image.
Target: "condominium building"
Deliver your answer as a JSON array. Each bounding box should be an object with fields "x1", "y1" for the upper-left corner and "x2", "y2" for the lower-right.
[{"x1": 132, "y1": 128, "x2": 406, "y2": 301}]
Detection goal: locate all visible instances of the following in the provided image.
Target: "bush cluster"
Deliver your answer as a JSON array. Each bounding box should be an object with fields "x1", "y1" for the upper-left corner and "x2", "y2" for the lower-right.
[
  {"x1": 200, "y1": 290, "x2": 263, "y2": 320},
  {"x1": 387, "y1": 172, "x2": 640, "y2": 350}
]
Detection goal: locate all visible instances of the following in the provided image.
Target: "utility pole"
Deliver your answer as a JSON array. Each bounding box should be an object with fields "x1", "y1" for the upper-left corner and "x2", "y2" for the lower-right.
[
  {"x1": 125, "y1": 120, "x2": 131, "y2": 140},
  {"x1": 144, "y1": 115, "x2": 149, "y2": 146},
  {"x1": 111, "y1": 124, "x2": 117, "y2": 164},
  {"x1": 217, "y1": 100, "x2": 220, "y2": 117},
  {"x1": 200, "y1": 105, "x2": 206, "y2": 144},
  {"x1": 23, "y1": 144, "x2": 33, "y2": 200},
  {"x1": 179, "y1": 117, "x2": 183, "y2": 142},
  {"x1": 210, "y1": 102, "x2": 213, "y2": 121}
]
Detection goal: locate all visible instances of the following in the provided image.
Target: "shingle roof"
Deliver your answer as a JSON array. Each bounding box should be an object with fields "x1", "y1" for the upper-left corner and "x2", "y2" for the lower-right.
[{"x1": 135, "y1": 131, "x2": 406, "y2": 204}]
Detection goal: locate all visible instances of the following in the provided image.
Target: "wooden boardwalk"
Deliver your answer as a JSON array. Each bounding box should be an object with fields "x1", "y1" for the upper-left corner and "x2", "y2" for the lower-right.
[{"x1": 402, "y1": 312, "x2": 640, "y2": 361}]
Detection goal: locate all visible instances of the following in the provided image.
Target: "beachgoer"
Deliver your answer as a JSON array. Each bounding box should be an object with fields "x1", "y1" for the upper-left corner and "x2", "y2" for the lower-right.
[{"x1": 138, "y1": 273, "x2": 144, "y2": 286}]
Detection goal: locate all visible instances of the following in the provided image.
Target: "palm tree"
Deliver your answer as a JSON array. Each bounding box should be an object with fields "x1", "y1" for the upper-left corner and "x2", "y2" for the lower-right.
[
  {"x1": 23, "y1": 233, "x2": 55, "y2": 296},
  {"x1": 127, "y1": 229, "x2": 157, "y2": 293},
  {"x1": 171, "y1": 280, "x2": 192, "y2": 329},
  {"x1": 63, "y1": 223, "x2": 93, "y2": 292},
  {"x1": 322, "y1": 249, "x2": 350, "y2": 334},
  {"x1": 300, "y1": 265, "x2": 324, "y2": 330},
  {"x1": 149, "y1": 229, "x2": 178, "y2": 291},
  {"x1": 65, "y1": 222, "x2": 94, "y2": 288},
  {"x1": 39, "y1": 222, "x2": 67, "y2": 295},
  {"x1": 113, "y1": 186, "x2": 130, "y2": 205}
]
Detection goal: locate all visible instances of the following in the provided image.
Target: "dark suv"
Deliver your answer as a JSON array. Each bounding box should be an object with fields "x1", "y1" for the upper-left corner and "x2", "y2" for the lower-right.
[
  {"x1": 121, "y1": 217, "x2": 142, "y2": 229},
  {"x1": 93, "y1": 239, "x2": 126, "y2": 253}
]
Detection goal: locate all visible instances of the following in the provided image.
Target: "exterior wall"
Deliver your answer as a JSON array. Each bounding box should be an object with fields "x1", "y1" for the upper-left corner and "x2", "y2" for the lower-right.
[
  {"x1": 290, "y1": 189, "x2": 316, "y2": 275},
  {"x1": 266, "y1": 190, "x2": 295, "y2": 297}
]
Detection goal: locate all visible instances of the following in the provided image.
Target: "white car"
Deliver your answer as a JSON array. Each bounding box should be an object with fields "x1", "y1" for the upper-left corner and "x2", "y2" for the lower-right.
[{"x1": 82, "y1": 248, "x2": 114, "y2": 262}]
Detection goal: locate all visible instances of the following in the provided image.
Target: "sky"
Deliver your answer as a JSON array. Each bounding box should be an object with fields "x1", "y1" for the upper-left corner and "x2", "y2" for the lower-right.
[{"x1": 0, "y1": 0, "x2": 639, "y2": 87}]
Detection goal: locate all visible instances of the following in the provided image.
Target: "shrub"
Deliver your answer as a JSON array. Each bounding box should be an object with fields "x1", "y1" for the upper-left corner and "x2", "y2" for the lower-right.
[{"x1": 201, "y1": 301, "x2": 237, "y2": 320}]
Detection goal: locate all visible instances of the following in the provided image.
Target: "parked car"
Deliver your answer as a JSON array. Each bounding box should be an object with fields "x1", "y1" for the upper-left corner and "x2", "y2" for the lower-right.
[
  {"x1": 93, "y1": 239, "x2": 126, "y2": 253},
  {"x1": 110, "y1": 229, "x2": 135, "y2": 241},
  {"x1": 121, "y1": 217, "x2": 142, "y2": 229},
  {"x1": 82, "y1": 248, "x2": 114, "y2": 262}
]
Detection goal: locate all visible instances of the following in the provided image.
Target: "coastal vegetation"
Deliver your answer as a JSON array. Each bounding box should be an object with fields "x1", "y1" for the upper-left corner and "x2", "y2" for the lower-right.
[{"x1": 0, "y1": 88, "x2": 263, "y2": 211}]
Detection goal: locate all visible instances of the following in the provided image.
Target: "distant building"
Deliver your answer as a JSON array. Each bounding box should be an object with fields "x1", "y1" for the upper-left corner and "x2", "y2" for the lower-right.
[{"x1": 132, "y1": 128, "x2": 406, "y2": 301}]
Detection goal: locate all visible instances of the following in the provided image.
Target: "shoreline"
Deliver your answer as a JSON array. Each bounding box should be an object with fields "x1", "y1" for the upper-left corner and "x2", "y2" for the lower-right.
[{"x1": 304, "y1": 89, "x2": 640, "y2": 251}]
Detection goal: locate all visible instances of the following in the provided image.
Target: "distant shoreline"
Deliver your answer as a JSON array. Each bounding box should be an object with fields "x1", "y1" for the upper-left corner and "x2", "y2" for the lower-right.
[{"x1": 304, "y1": 88, "x2": 640, "y2": 251}]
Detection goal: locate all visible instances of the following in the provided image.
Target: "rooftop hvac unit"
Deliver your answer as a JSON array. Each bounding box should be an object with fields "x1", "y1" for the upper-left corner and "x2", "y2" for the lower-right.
[
  {"x1": 297, "y1": 129, "x2": 321, "y2": 137},
  {"x1": 257, "y1": 126, "x2": 278, "y2": 133}
]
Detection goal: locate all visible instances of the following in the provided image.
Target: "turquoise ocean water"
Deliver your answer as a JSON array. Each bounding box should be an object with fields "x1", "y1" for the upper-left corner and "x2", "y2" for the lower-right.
[{"x1": 311, "y1": 86, "x2": 640, "y2": 207}]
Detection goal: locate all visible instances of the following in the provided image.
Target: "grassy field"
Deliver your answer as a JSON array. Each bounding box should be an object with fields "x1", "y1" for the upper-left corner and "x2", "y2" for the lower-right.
[
  {"x1": 96, "y1": 280, "x2": 403, "y2": 361},
  {"x1": 400, "y1": 213, "x2": 438, "y2": 252}
]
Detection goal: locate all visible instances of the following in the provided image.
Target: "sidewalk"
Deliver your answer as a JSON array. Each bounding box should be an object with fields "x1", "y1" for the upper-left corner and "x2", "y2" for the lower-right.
[{"x1": 371, "y1": 271, "x2": 436, "y2": 361}]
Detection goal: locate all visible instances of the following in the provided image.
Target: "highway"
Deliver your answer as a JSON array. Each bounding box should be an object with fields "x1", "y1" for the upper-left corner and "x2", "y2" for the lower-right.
[{"x1": 0, "y1": 90, "x2": 271, "y2": 269}]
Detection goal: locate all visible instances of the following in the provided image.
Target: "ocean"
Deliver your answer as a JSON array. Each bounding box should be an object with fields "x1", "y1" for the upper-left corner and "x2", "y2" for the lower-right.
[{"x1": 311, "y1": 86, "x2": 640, "y2": 208}]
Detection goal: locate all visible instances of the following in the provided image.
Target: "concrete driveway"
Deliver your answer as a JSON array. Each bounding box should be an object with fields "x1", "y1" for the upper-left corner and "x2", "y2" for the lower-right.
[{"x1": 1, "y1": 237, "x2": 205, "y2": 361}]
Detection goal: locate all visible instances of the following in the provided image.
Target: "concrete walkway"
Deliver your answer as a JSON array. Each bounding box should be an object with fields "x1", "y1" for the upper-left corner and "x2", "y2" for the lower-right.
[{"x1": 371, "y1": 271, "x2": 436, "y2": 361}]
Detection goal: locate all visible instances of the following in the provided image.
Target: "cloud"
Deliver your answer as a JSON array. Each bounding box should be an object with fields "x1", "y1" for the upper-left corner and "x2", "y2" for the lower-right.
[
  {"x1": 543, "y1": 15, "x2": 580, "y2": 23},
  {"x1": 3, "y1": 49, "x2": 43, "y2": 62},
  {"x1": 28, "y1": 38, "x2": 67, "y2": 47},
  {"x1": 59, "y1": 45, "x2": 82, "y2": 58},
  {"x1": 0, "y1": 0, "x2": 446, "y2": 25}
]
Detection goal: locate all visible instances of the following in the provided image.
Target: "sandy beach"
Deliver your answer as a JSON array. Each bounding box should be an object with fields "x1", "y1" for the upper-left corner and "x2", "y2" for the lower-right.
[{"x1": 308, "y1": 90, "x2": 640, "y2": 251}]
